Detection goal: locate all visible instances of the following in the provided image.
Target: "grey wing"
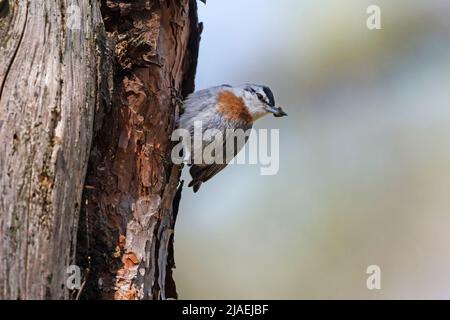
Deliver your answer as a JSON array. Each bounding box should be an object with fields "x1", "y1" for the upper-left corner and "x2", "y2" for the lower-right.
[{"x1": 188, "y1": 120, "x2": 252, "y2": 192}]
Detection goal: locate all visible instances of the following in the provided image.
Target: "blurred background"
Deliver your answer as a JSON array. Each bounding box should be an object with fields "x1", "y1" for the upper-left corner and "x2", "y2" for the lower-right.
[{"x1": 174, "y1": 0, "x2": 450, "y2": 299}]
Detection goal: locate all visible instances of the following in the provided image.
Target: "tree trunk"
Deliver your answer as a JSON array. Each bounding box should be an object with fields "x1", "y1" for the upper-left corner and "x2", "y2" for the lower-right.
[
  {"x1": 76, "y1": 0, "x2": 201, "y2": 300},
  {"x1": 0, "y1": 0, "x2": 200, "y2": 300}
]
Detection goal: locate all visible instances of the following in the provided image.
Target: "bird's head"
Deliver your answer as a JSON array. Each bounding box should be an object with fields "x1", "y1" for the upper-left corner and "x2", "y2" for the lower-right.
[{"x1": 239, "y1": 84, "x2": 287, "y2": 121}]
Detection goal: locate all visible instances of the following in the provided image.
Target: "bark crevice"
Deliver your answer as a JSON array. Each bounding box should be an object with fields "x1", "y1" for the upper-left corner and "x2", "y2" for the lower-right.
[
  {"x1": 0, "y1": 0, "x2": 28, "y2": 100},
  {"x1": 0, "y1": 0, "x2": 108, "y2": 299},
  {"x1": 76, "y1": 0, "x2": 200, "y2": 300},
  {"x1": 0, "y1": 0, "x2": 198, "y2": 300}
]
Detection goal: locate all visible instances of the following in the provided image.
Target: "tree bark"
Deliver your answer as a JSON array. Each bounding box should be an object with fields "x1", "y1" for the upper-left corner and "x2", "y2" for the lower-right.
[
  {"x1": 0, "y1": 0, "x2": 109, "y2": 299},
  {"x1": 0, "y1": 0, "x2": 200, "y2": 300},
  {"x1": 76, "y1": 0, "x2": 201, "y2": 300}
]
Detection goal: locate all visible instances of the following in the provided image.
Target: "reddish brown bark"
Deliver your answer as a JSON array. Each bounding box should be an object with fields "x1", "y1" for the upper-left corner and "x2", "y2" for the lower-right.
[{"x1": 76, "y1": 0, "x2": 201, "y2": 300}]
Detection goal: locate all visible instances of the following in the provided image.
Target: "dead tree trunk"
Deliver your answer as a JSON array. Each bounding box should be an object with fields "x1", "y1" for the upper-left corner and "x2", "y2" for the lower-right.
[
  {"x1": 76, "y1": 0, "x2": 201, "y2": 300},
  {"x1": 0, "y1": 0, "x2": 200, "y2": 300},
  {"x1": 0, "y1": 0, "x2": 109, "y2": 299}
]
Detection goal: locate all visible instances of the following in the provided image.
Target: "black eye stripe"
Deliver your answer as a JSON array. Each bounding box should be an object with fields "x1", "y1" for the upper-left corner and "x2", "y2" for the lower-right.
[
  {"x1": 245, "y1": 85, "x2": 275, "y2": 106},
  {"x1": 262, "y1": 86, "x2": 275, "y2": 107}
]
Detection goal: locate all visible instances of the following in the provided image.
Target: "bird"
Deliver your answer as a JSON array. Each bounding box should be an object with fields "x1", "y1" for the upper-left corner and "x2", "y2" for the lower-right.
[{"x1": 178, "y1": 84, "x2": 287, "y2": 192}]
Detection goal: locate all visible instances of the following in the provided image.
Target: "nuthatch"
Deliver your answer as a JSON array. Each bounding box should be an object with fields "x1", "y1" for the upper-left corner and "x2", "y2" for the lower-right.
[{"x1": 179, "y1": 84, "x2": 287, "y2": 192}]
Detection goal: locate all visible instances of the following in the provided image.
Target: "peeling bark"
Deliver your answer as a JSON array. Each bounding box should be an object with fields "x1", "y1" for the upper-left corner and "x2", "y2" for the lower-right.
[
  {"x1": 76, "y1": 0, "x2": 201, "y2": 300},
  {"x1": 0, "y1": 0, "x2": 199, "y2": 300}
]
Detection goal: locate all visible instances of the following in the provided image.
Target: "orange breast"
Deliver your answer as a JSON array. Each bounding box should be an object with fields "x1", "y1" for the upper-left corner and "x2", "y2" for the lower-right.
[{"x1": 216, "y1": 91, "x2": 252, "y2": 123}]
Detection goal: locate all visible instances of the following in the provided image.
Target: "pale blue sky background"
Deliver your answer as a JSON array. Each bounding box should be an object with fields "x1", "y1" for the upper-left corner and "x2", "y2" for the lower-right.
[{"x1": 175, "y1": 0, "x2": 450, "y2": 299}]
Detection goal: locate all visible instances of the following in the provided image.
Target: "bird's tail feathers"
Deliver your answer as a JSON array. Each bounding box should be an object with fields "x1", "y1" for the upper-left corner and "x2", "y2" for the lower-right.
[{"x1": 188, "y1": 180, "x2": 202, "y2": 193}]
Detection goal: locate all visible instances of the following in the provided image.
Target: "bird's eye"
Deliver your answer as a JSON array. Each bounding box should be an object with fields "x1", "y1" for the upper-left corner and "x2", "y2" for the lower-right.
[{"x1": 256, "y1": 93, "x2": 264, "y2": 101}]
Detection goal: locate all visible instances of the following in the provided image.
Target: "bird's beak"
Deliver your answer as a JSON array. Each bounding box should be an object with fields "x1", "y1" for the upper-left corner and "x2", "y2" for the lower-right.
[{"x1": 270, "y1": 106, "x2": 288, "y2": 117}]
